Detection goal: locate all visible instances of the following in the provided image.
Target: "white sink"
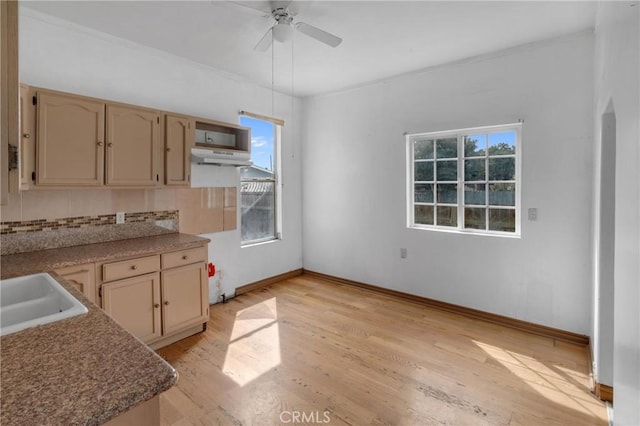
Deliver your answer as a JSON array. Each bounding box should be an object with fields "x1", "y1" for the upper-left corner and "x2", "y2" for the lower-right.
[{"x1": 0, "y1": 273, "x2": 88, "y2": 336}]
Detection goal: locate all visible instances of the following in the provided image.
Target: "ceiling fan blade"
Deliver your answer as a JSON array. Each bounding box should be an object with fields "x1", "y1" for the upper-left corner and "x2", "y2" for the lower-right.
[
  {"x1": 254, "y1": 27, "x2": 273, "y2": 51},
  {"x1": 227, "y1": 1, "x2": 271, "y2": 17},
  {"x1": 294, "y1": 22, "x2": 342, "y2": 48}
]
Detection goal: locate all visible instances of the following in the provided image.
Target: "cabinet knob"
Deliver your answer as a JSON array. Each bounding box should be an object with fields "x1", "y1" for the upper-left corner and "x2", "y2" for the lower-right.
[
  {"x1": 107, "y1": 142, "x2": 113, "y2": 147},
  {"x1": 131, "y1": 265, "x2": 137, "y2": 270},
  {"x1": 182, "y1": 255, "x2": 188, "y2": 260},
  {"x1": 154, "y1": 303, "x2": 160, "y2": 308},
  {"x1": 97, "y1": 141, "x2": 103, "y2": 146},
  {"x1": 166, "y1": 147, "x2": 171, "y2": 152},
  {"x1": 23, "y1": 133, "x2": 30, "y2": 139},
  {"x1": 164, "y1": 301, "x2": 170, "y2": 306}
]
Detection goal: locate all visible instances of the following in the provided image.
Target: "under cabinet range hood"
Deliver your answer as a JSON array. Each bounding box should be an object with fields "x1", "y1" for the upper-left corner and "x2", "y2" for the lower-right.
[
  {"x1": 191, "y1": 147, "x2": 252, "y2": 167},
  {"x1": 191, "y1": 118, "x2": 251, "y2": 166}
]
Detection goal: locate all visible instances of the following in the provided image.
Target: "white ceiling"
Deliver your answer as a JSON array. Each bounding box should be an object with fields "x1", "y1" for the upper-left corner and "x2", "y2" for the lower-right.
[{"x1": 21, "y1": 1, "x2": 597, "y2": 97}]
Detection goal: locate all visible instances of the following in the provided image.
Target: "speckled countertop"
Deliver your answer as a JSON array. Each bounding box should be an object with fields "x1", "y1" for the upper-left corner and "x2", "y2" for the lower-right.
[
  {"x1": 0, "y1": 232, "x2": 209, "y2": 279},
  {"x1": 0, "y1": 233, "x2": 210, "y2": 425}
]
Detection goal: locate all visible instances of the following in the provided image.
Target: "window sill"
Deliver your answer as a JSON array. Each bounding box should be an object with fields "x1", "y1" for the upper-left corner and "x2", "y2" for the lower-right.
[
  {"x1": 409, "y1": 225, "x2": 521, "y2": 239},
  {"x1": 241, "y1": 237, "x2": 281, "y2": 248}
]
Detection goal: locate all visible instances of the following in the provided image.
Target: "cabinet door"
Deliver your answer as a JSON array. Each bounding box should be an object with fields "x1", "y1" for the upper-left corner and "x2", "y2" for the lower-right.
[
  {"x1": 102, "y1": 272, "x2": 162, "y2": 343},
  {"x1": 106, "y1": 104, "x2": 159, "y2": 186},
  {"x1": 1, "y1": 0, "x2": 18, "y2": 204},
  {"x1": 19, "y1": 85, "x2": 36, "y2": 188},
  {"x1": 54, "y1": 263, "x2": 96, "y2": 303},
  {"x1": 36, "y1": 90, "x2": 105, "y2": 186},
  {"x1": 164, "y1": 114, "x2": 193, "y2": 186},
  {"x1": 161, "y1": 263, "x2": 208, "y2": 335}
]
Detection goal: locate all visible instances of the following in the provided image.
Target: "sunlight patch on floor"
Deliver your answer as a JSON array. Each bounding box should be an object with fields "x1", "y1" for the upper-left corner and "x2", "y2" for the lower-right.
[
  {"x1": 473, "y1": 340, "x2": 607, "y2": 422},
  {"x1": 223, "y1": 297, "x2": 281, "y2": 386}
]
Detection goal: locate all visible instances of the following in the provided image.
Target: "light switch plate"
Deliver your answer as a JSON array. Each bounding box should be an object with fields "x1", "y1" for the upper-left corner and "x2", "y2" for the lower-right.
[{"x1": 528, "y1": 208, "x2": 538, "y2": 221}]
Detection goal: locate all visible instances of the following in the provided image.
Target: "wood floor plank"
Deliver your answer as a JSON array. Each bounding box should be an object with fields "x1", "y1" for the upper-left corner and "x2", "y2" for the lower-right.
[{"x1": 157, "y1": 275, "x2": 607, "y2": 425}]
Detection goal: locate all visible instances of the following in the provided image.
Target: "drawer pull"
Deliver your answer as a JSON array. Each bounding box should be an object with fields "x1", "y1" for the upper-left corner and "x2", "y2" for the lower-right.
[
  {"x1": 131, "y1": 265, "x2": 137, "y2": 270},
  {"x1": 154, "y1": 303, "x2": 160, "y2": 308},
  {"x1": 164, "y1": 301, "x2": 170, "y2": 306},
  {"x1": 182, "y1": 255, "x2": 188, "y2": 260}
]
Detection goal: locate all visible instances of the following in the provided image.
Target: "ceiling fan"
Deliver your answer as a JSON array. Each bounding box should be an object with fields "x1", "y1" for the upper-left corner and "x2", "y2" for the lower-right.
[{"x1": 231, "y1": 1, "x2": 342, "y2": 51}]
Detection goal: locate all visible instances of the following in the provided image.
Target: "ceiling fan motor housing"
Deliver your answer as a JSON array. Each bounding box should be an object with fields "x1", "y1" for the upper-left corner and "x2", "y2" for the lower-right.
[{"x1": 272, "y1": 8, "x2": 294, "y2": 42}]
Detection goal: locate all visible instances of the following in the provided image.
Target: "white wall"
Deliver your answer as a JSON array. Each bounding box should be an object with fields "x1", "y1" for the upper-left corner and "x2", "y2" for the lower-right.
[
  {"x1": 302, "y1": 32, "x2": 594, "y2": 335},
  {"x1": 19, "y1": 8, "x2": 303, "y2": 300},
  {"x1": 593, "y1": 3, "x2": 640, "y2": 424}
]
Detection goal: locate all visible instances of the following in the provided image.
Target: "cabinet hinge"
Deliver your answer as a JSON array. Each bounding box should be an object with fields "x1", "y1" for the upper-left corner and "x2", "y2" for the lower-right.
[
  {"x1": 8, "y1": 145, "x2": 18, "y2": 171},
  {"x1": 156, "y1": 174, "x2": 159, "y2": 182},
  {"x1": 31, "y1": 171, "x2": 36, "y2": 181},
  {"x1": 157, "y1": 116, "x2": 160, "y2": 124},
  {"x1": 98, "y1": 286, "x2": 102, "y2": 298},
  {"x1": 32, "y1": 95, "x2": 37, "y2": 106}
]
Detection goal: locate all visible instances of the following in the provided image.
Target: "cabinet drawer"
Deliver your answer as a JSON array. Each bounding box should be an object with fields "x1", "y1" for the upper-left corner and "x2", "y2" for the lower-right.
[
  {"x1": 161, "y1": 246, "x2": 207, "y2": 269},
  {"x1": 102, "y1": 255, "x2": 160, "y2": 282}
]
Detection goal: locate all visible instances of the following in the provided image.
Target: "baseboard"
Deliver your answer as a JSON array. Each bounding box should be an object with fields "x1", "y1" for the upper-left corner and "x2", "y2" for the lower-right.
[
  {"x1": 595, "y1": 382, "x2": 614, "y2": 403},
  {"x1": 302, "y1": 269, "x2": 590, "y2": 346},
  {"x1": 235, "y1": 268, "x2": 303, "y2": 295},
  {"x1": 148, "y1": 323, "x2": 205, "y2": 350}
]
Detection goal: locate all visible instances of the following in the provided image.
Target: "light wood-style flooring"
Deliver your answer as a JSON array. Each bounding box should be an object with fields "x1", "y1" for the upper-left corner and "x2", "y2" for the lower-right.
[{"x1": 157, "y1": 274, "x2": 607, "y2": 425}]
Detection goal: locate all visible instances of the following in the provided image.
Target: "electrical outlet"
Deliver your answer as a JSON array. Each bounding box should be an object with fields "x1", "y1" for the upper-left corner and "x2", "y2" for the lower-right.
[
  {"x1": 115, "y1": 212, "x2": 125, "y2": 224},
  {"x1": 528, "y1": 208, "x2": 538, "y2": 221},
  {"x1": 400, "y1": 248, "x2": 408, "y2": 259}
]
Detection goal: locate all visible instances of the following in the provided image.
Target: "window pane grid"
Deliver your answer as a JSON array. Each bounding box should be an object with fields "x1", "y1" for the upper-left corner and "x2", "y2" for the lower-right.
[
  {"x1": 408, "y1": 124, "x2": 520, "y2": 235},
  {"x1": 240, "y1": 115, "x2": 280, "y2": 244}
]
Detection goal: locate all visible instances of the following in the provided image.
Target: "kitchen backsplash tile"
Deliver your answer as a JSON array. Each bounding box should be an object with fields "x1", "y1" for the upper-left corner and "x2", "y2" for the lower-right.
[
  {"x1": 177, "y1": 188, "x2": 224, "y2": 235},
  {"x1": 22, "y1": 189, "x2": 70, "y2": 221},
  {"x1": 111, "y1": 189, "x2": 147, "y2": 213},
  {"x1": 224, "y1": 186, "x2": 237, "y2": 207},
  {"x1": 0, "y1": 185, "x2": 237, "y2": 255},
  {"x1": 69, "y1": 189, "x2": 112, "y2": 217},
  {"x1": 146, "y1": 188, "x2": 176, "y2": 212},
  {"x1": 0, "y1": 192, "x2": 22, "y2": 222},
  {"x1": 0, "y1": 210, "x2": 178, "y2": 255}
]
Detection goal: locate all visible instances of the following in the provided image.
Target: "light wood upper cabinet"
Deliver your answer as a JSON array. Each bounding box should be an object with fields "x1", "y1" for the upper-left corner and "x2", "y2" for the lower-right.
[
  {"x1": 36, "y1": 91, "x2": 105, "y2": 186},
  {"x1": 19, "y1": 85, "x2": 249, "y2": 189},
  {"x1": 55, "y1": 263, "x2": 96, "y2": 303},
  {"x1": 19, "y1": 85, "x2": 36, "y2": 188},
  {"x1": 164, "y1": 114, "x2": 194, "y2": 186},
  {"x1": 106, "y1": 105, "x2": 159, "y2": 186},
  {"x1": 1, "y1": 0, "x2": 18, "y2": 204},
  {"x1": 30, "y1": 87, "x2": 160, "y2": 188},
  {"x1": 102, "y1": 272, "x2": 162, "y2": 343}
]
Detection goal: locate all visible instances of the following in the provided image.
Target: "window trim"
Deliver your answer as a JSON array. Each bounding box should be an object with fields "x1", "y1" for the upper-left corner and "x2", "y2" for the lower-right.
[
  {"x1": 239, "y1": 113, "x2": 283, "y2": 246},
  {"x1": 406, "y1": 122, "x2": 522, "y2": 237}
]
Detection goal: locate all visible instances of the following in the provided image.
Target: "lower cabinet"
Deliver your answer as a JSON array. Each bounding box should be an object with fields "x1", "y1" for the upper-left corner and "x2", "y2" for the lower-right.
[
  {"x1": 54, "y1": 263, "x2": 96, "y2": 303},
  {"x1": 161, "y1": 263, "x2": 208, "y2": 335},
  {"x1": 102, "y1": 272, "x2": 162, "y2": 343},
  {"x1": 97, "y1": 245, "x2": 209, "y2": 349}
]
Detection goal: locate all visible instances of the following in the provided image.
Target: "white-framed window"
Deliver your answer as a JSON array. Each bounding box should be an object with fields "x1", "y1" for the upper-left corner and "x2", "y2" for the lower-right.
[
  {"x1": 240, "y1": 113, "x2": 282, "y2": 245},
  {"x1": 407, "y1": 123, "x2": 521, "y2": 236}
]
